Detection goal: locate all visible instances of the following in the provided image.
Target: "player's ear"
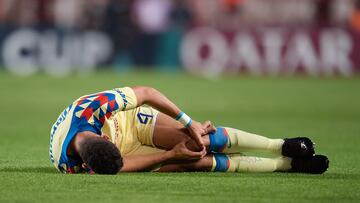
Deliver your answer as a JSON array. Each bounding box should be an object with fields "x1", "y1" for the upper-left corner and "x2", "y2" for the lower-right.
[
  {"x1": 100, "y1": 134, "x2": 110, "y2": 141},
  {"x1": 82, "y1": 163, "x2": 95, "y2": 174}
]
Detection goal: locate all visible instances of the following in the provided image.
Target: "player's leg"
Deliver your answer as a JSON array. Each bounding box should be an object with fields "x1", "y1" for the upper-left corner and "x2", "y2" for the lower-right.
[
  {"x1": 161, "y1": 154, "x2": 292, "y2": 173},
  {"x1": 157, "y1": 155, "x2": 213, "y2": 172},
  {"x1": 153, "y1": 111, "x2": 281, "y2": 153},
  {"x1": 208, "y1": 127, "x2": 315, "y2": 158},
  {"x1": 157, "y1": 153, "x2": 328, "y2": 174},
  {"x1": 223, "y1": 154, "x2": 328, "y2": 173},
  {"x1": 209, "y1": 127, "x2": 283, "y2": 154},
  {"x1": 156, "y1": 154, "x2": 290, "y2": 173},
  {"x1": 157, "y1": 154, "x2": 292, "y2": 173},
  {"x1": 153, "y1": 113, "x2": 314, "y2": 157},
  {"x1": 153, "y1": 116, "x2": 282, "y2": 155}
]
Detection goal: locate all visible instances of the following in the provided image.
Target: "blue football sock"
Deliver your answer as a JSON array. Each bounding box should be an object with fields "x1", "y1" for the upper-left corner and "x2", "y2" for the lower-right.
[
  {"x1": 212, "y1": 153, "x2": 231, "y2": 172},
  {"x1": 209, "y1": 127, "x2": 229, "y2": 152}
]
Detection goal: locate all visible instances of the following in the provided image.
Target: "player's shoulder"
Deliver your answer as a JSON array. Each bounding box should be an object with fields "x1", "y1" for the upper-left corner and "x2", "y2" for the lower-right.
[
  {"x1": 72, "y1": 87, "x2": 126, "y2": 104},
  {"x1": 74, "y1": 87, "x2": 133, "y2": 100}
]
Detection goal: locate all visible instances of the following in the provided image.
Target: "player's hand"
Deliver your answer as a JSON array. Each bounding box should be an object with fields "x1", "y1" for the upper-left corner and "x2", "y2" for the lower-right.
[
  {"x1": 202, "y1": 120, "x2": 216, "y2": 134},
  {"x1": 187, "y1": 120, "x2": 207, "y2": 149},
  {"x1": 170, "y1": 139, "x2": 206, "y2": 160}
]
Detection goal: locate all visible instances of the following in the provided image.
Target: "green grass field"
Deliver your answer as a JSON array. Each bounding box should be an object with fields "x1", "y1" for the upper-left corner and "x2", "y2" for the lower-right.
[{"x1": 0, "y1": 71, "x2": 359, "y2": 203}]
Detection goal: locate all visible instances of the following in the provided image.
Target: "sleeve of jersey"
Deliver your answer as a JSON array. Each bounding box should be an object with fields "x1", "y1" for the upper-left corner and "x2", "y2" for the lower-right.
[{"x1": 114, "y1": 87, "x2": 138, "y2": 111}]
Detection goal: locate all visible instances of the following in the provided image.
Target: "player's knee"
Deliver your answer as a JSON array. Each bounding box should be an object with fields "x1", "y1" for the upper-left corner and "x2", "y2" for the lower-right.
[{"x1": 209, "y1": 127, "x2": 229, "y2": 152}]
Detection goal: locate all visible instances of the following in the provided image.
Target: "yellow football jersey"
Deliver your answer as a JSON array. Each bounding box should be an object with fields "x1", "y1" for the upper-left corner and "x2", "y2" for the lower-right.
[{"x1": 49, "y1": 87, "x2": 137, "y2": 173}]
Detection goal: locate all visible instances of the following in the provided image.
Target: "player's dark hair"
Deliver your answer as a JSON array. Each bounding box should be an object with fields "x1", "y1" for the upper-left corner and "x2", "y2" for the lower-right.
[{"x1": 79, "y1": 137, "x2": 123, "y2": 174}]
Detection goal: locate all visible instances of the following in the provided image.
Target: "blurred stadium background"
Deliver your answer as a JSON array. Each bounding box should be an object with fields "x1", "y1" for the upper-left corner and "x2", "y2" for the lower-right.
[
  {"x1": 1, "y1": 1, "x2": 360, "y2": 202},
  {"x1": 0, "y1": 0, "x2": 359, "y2": 76}
]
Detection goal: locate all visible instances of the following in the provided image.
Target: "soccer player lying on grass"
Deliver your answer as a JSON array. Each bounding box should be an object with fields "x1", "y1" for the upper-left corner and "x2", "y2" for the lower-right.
[{"x1": 49, "y1": 86, "x2": 329, "y2": 174}]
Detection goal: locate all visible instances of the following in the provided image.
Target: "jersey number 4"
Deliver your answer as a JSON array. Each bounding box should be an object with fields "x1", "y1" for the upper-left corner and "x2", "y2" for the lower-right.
[{"x1": 137, "y1": 113, "x2": 153, "y2": 124}]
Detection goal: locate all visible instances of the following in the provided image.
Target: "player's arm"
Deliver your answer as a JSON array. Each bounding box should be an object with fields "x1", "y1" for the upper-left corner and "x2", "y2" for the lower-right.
[
  {"x1": 120, "y1": 140, "x2": 205, "y2": 172},
  {"x1": 132, "y1": 86, "x2": 215, "y2": 149}
]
